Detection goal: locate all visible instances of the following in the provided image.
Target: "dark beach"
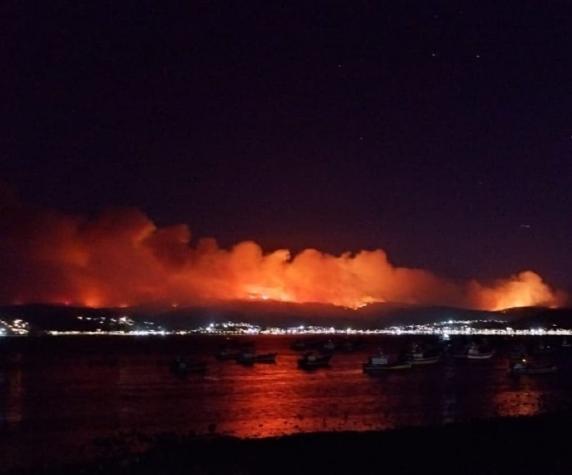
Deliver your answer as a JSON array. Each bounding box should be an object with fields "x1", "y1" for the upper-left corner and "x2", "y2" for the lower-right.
[{"x1": 9, "y1": 412, "x2": 571, "y2": 475}]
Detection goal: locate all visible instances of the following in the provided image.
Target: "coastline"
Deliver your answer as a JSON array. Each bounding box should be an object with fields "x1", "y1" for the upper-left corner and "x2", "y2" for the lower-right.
[{"x1": 10, "y1": 411, "x2": 572, "y2": 475}]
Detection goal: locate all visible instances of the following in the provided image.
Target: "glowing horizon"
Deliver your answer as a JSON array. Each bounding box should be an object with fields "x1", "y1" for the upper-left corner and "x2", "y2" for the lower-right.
[{"x1": 0, "y1": 202, "x2": 566, "y2": 313}]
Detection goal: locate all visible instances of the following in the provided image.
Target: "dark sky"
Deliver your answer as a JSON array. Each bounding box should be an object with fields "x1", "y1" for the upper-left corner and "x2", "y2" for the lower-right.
[{"x1": 6, "y1": 1, "x2": 572, "y2": 291}]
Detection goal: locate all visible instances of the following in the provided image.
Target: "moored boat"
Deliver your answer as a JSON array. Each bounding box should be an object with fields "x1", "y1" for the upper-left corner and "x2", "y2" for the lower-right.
[
  {"x1": 533, "y1": 341, "x2": 554, "y2": 355},
  {"x1": 456, "y1": 342, "x2": 495, "y2": 360},
  {"x1": 322, "y1": 339, "x2": 336, "y2": 352},
  {"x1": 290, "y1": 339, "x2": 321, "y2": 351},
  {"x1": 407, "y1": 343, "x2": 441, "y2": 365},
  {"x1": 467, "y1": 349, "x2": 495, "y2": 360},
  {"x1": 363, "y1": 352, "x2": 412, "y2": 373},
  {"x1": 292, "y1": 338, "x2": 340, "y2": 353},
  {"x1": 236, "y1": 351, "x2": 277, "y2": 365},
  {"x1": 409, "y1": 354, "x2": 440, "y2": 365},
  {"x1": 510, "y1": 358, "x2": 557, "y2": 375},
  {"x1": 215, "y1": 347, "x2": 241, "y2": 361},
  {"x1": 216, "y1": 341, "x2": 255, "y2": 361},
  {"x1": 298, "y1": 352, "x2": 332, "y2": 370},
  {"x1": 170, "y1": 357, "x2": 207, "y2": 376},
  {"x1": 290, "y1": 339, "x2": 309, "y2": 351},
  {"x1": 339, "y1": 338, "x2": 365, "y2": 353}
]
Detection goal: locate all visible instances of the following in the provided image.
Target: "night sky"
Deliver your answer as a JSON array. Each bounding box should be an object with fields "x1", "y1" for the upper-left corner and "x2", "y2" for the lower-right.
[{"x1": 6, "y1": 1, "x2": 572, "y2": 292}]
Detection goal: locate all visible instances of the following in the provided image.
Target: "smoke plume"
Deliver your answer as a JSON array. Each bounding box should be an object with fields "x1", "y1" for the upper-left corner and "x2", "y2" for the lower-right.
[{"x1": 0, "y1": 199, "x2": 566, "y2": 310}]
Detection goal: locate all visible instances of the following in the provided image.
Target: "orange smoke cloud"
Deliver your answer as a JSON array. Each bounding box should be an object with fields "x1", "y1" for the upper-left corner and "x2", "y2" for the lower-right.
[{"x1": 0, "y1": 201, "x2": 566, "y2": 311}]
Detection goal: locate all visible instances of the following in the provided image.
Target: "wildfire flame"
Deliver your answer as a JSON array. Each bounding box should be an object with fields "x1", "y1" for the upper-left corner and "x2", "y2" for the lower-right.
[{"x1": 0, "y1": 201, "x2": 566, "y2": 311}]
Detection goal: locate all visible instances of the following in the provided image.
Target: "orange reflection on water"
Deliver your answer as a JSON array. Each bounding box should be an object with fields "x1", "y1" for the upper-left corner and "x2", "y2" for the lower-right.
[
  {"x1": 213, "y1": 350, "x2": 403, "y2": 438},
  {"x1": 492, "y1": 388, "x2": 544, "y2": 418}
]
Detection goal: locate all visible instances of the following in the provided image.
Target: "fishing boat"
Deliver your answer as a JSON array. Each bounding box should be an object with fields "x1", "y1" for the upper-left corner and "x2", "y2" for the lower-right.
[
  {"x1": 457, "y1": 342, "x2": 495, "y2": 360},
  {"x1": 290, "y1": 340, "x2": 309, "y2": 351},
  {"x1": 339, "y1": 338, "x2": 365, "y2": 353},
  {"x1": 170, "y1": 357, "x2": 206, "y2": 376},
  {"x1": 298, "y1": 352, "x2": 332, "y2": 370},
  {"x1": 236, "y1": 351, "x2": 277, "y2": 365},
  {"x1": 290, "y1": 339, "x2": 320, "y2": 351},
  {"x1": 510, "y1": 358, "x2": 557, "y2": 375},
  {"x1": 322, "y1": 339, "x2": 336, "y2": 352},
  {"x1": 215, "y1": 347, "x2": 241, "y2": 361},
  {"x1": 363, "y1": 352, "x2": 412, "y2": 373},
  {"x1": 407, "y1": 343, "x2": 441, "y2": 365},
  {"x1": 409, "y1": 353, "x2": 440, "y2": 365},
  {"x1": 467, "y1": 346, "x2": 495, "y2": 360},
  {"x1": 533, "y1": 341, "x2": 554, "y2": 355}
]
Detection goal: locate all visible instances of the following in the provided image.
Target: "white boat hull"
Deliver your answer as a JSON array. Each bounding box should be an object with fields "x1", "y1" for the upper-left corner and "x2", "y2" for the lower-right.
[
  {"x1": 511, "y1": 366, "x2": 557, "y2": 375},
  {"x1": 363, "y1": 362, "x2": 412, "y2": 372},
  {"x1": 466, "y1": 352, "x2": 494, "y2": 360},
  {"x1": 409, "y1": 356, "x2": 440, "y2": 365}
]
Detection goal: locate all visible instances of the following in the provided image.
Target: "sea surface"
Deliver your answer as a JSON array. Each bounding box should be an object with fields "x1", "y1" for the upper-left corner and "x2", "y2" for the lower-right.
[{"x1": 1, "y1": 335, "x2": 572, "y2": 471}]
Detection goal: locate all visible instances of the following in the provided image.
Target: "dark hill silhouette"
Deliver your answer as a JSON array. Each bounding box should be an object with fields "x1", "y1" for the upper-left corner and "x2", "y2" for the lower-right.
[{"x1": 2, "y1": 301, "x2": 570, "y2": 331}]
